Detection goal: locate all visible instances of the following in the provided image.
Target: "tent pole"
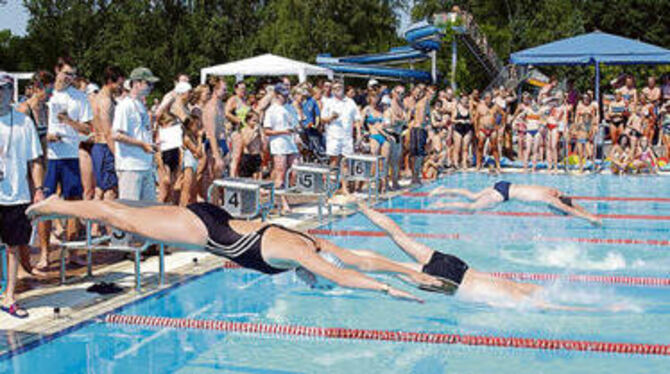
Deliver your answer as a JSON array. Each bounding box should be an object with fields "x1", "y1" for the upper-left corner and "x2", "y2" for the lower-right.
[
  {"x1": 595, "y1": 61, "x2": 602, "y2": 164},
  {"x1": 451, "y1": 39, "x2": 457, "y2": 90}
]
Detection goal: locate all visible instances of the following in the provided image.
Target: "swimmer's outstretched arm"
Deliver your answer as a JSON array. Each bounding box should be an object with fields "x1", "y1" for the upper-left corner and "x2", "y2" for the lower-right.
[
  {"x1": 357, "y1": 203, "x2": 435, "y2": 265},
  {"x1": 546, "y1": 197, "x2": 602, "y2": 226}
]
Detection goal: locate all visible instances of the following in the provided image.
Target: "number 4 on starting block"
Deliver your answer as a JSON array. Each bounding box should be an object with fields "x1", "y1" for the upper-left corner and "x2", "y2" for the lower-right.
[{"x1": 209, "y1": 178, "x2": 275, "y2": 220}]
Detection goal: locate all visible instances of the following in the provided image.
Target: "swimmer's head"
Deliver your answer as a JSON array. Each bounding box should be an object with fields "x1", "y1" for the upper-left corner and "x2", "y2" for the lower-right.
[
  {"x1": 295, "y1": 252, "x2": 345, "y2": 290},
  {"x1": 547, "y1": 196, "x2": 573, "y2": 216}
]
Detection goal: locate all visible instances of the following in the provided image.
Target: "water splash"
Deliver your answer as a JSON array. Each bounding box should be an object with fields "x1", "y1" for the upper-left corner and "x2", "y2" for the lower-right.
[{"x1": 502, "y1": 243, "x2": 627, "y2": 271}]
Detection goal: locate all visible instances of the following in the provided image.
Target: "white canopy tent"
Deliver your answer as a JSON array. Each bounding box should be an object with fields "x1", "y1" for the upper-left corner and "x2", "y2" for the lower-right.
[
  {"x1": 8, "y1": 72, "x2": 35, "y2": 102},
  {"x1": 200, "y1": 54, "x2": 334, "y2": 84}
]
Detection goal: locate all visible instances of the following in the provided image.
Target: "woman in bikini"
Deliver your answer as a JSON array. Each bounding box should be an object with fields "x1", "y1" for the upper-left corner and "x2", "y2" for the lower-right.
[
  {"x1": 574, "y1": 94, "x2": 599, "y2": 173},
  {"x1": 607, "y1": 91, "x2": 627, "y2": 144},
  {"x1": 513, "y1": 94, "x2": 543, "y2": 172}
]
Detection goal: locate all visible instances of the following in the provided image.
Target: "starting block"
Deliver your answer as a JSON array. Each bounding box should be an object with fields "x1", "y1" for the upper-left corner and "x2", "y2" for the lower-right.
[
  {"x1": 31, "y1": 204, "x2": 167, "y2": 292},
  {"x1": 0, "y1": 244, "x2": 6, "y2": 294},
  {"x1": 276, "y1": 163, "x2": 340, "y2": 221},
  {"x1": 208, "y1": 178, "x2": 275, "y2": 220},
  {"x1": 340, "y1": 154, "x2": 385, "y2": 201}
]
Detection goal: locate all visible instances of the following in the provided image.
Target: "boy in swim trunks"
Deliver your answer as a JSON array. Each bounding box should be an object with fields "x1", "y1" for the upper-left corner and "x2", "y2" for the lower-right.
[{"x1": 430, "y1": 182, "x2": 602, "y2": 226}]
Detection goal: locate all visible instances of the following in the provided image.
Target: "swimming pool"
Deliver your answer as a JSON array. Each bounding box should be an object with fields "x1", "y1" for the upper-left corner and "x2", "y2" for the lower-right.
[{"x1": 2, "y1": 173, "x2": 669, "y2": 373}]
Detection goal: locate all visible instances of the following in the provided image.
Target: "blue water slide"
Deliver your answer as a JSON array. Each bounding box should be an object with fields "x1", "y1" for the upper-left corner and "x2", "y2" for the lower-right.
[
  {"x1": 316, "y1": 20, "x2": 442, "y2": 81},
  {"x1": 316, "y1": 62, "x2": 432, "y2": 81}
]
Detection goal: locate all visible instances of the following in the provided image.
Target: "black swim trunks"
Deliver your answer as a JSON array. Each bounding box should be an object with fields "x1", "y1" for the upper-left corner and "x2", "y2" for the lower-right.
[
  {"x1": 493, "y1": 181, "x2": 511, "y2": 201},
  {"x1": 422, "y1": 251, "x2": 469, "y2": 286},
  {"x1": 409, "y1": 127, "x2": 428, "y2": 157},
  {"x1": 238, "y1": 154, "x2": 262, "y2": 178}
]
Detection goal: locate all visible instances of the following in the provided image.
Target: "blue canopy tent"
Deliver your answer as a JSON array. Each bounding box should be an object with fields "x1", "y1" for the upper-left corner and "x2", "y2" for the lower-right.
[{"x1": 510, "y1": 31, "x2": 670, "y2": 102}]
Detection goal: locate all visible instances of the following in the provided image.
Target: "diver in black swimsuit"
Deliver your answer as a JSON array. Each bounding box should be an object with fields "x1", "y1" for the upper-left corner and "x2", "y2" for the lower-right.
[{"x1": 27, "y1": 196, "x2": 442, "y2": 302}]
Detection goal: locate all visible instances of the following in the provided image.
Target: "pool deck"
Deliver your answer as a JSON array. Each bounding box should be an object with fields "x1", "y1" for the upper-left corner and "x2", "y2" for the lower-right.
[{"x1": 1, "y1": 168, "x2": 668, "y2": 356}]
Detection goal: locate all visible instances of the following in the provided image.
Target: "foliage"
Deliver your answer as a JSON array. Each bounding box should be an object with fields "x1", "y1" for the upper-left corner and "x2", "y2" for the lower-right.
[{"x1": 1, "y1": 0, "x2": 669, "y2": 94}]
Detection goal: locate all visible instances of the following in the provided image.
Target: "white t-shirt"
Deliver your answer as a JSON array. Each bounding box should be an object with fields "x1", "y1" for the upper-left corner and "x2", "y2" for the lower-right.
[
  {"x1": 47, "y1": 86, "x2": 93, "y2": 160},
  {"x1": 321, "y1": 97, "x2": 360, "y2": 139},
  {"x1": 113, "y1": 97, "x2": 154, "y2": 171},
  {"x1": 263, "y1": 103, "x2": 297, "y2": 155},
  {"x1": 0, "y1": 108, "x2": 42, "y2": 205}
]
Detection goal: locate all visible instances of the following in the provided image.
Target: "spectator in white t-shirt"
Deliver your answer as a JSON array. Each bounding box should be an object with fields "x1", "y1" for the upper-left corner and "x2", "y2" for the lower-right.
[
  {"x1": 263, "y1": 83, "x2": 297, "y2": 212},
  {"x1": 39, "y1": 57, "x2": 93, "y2": 270},
  {"x1": 321, "y1": 81, "x2": 361, "y2": 167},
  {"x1": 112, "y1": 67, "x2": 160, "y2": 202},
  {"x1": 0, "y1": 73, "x2": 44, "y2": 318}
]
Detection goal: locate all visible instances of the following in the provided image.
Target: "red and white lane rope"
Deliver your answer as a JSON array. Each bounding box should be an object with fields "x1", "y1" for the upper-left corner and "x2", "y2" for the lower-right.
[
  {"x1": 403, "y1": 192, "x2": 670, "y2": 203},
  {"x1": 307, "y1": 228, "x2": 670, "y2": 247},
  {"x1": 104, "y1": 314, "x2": 670, "y2": 356},
  {"x1": 376, "y1": 208, "x2": 670, "y2": 221}
]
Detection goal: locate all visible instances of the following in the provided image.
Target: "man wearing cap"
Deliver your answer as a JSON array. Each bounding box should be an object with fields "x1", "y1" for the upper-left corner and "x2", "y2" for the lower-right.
[
  {"x1": 263, "y1": 83, "x2": 298, "y2": 211},
  {"x1": 112, "y1": 67, "x2": 159, "y2": 203},
  {"x1": 38, "y1": 56, "x2": 93, "y2": 269},
  {"x1": 0, "y1": 72, "x2": 45, "y2": 318}
]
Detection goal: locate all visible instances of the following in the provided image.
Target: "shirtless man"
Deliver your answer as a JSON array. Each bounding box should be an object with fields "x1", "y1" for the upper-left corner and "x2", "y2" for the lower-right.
[
  {"x1": 616, "y1": 76, "x2": 638, "y2": 112},
  {"x1": 201, "y1": 77, "x2": 228, "y2": 202},
  {"x1": 409, "y1": 85, "x2": 435, "y2": 184},
  {"x1": 494, "y1": 86, "x2": 516, "y2": 158},
  {"x1": 384, "y1": 86, "x2": 408, "y2": 190},
  {"x1": 642, "y1": 76, "x2": 661, "y2": 144},
  {"x1": 430, "y1": 182, "x2": 602, "y2": 226},
  {"x1": 574, "y1": 94, "x2": 599, "y2": 172},
  {"x1": 474, "y1": 93, "x2": 504, "y2": 172},
  {"x1": 91, "y1": 66, "x2": 124, "y2": 203}
]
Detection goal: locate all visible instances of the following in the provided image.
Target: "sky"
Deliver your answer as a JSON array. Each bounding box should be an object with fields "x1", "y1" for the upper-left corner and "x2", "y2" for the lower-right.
[
  {"x1": 0, "y1": 0, "x2": 413, "y2": 37},
  {"x1": 0, "y1": 0, "x2": 30, "y2": 36}
]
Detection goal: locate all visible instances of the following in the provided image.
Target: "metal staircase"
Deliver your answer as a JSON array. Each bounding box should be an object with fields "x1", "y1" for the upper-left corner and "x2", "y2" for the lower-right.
[{"x1": 447, "y1": 11, "x2": 530, "y2": 92}]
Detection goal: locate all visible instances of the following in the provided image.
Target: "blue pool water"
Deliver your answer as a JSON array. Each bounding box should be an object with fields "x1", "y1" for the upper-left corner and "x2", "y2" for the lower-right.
[{"x1": 2, "y1": 173, "x2": 670, "y2": 373}]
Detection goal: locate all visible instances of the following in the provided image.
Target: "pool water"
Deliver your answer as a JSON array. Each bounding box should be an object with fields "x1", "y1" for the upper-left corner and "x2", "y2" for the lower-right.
[{"x1": 2, "y1": 173, "x2": 669, "y2": 373}]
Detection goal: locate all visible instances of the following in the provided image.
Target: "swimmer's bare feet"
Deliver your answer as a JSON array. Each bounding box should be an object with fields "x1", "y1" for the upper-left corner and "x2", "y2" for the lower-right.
[{"x1": 26, "y1": 194, "x2": 61, "y2": 219}]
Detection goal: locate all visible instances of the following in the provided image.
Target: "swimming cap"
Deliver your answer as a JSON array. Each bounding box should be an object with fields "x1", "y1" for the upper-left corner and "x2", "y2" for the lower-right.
[{"x1": 295, "y1": 252, "x2": 345, "y2": 290}]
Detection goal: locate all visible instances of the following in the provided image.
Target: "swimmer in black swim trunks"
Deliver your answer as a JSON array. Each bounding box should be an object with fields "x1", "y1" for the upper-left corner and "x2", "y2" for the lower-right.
[
  {"x1": 356, "y1": 203, "x2": 596, "y2": 310},
  {"x1": 27, "y1": 196, "x2": 443, "y2": 303},
  {"x1": 430, "y1": 181, "x2": 602, "y2": 226}
]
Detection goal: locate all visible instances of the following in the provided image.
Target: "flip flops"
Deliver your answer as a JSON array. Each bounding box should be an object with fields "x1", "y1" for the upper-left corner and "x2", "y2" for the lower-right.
[{"x1": 0, "y1": 303, "x2": 29, "y2": 319}]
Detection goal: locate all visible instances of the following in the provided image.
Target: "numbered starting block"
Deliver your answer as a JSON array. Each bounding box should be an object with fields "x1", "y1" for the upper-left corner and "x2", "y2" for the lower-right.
[
  {"x1": 0, "y1": 244, "x2": 6, "y2": 294},
  {"x1": 276, "y1": 163, "x2": 340, "y2": 221},
  {"x1": 341, "y1": 154, "x2": 385, "y2": 201},
  {"x1": 208, "y1": 178, "x2": 275, "y2": 220}
]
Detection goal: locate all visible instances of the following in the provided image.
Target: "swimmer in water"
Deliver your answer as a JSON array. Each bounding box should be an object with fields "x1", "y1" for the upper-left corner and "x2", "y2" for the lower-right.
[
  {"x1": 356, "y1": 203, "x2": 597, "y2": 310},
  {"x1": 430, "y1": 182, "x2": 602, "y2": 226},
  {"x1": 27, "y1": 196, "x2": 442, "y2": 303}
]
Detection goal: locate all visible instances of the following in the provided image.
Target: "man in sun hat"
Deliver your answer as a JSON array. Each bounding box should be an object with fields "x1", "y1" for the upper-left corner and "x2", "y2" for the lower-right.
[{"x1": 112, "y1": 67, "x2": 160, "y2": 203}]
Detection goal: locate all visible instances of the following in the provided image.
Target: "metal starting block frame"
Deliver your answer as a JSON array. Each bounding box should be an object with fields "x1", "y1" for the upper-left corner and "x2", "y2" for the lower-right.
[
  {"x1": 0, "y1": 244, "x2": 6, "y2": 294},
  {"x1": 208, "y1": 178, "x2": 275, "y2": 221},
  {"x1": 33, "y1": 201, "x2": 168, "y2": 292},
  {"x1": 276, "y1": 163, "x2": 340, "y2": 221},
  {"x1": 340, "y1": 154, "x2": 385, "y2": 201}
]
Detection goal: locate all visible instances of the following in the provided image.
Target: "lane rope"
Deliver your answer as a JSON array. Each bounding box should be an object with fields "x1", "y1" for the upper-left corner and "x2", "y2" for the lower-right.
[
  {"x1": 376, "y1": 208, "x2": 670, "y2": 221},
  {"x1": 403, "y1": 192, "x2": 670, "y2": 203},
  {"x1": 307, "y1": 228, "x2": 670, "y2": 247},
  {"x1": 104, "y1": 314, "x2": 670, "y2": 356}
]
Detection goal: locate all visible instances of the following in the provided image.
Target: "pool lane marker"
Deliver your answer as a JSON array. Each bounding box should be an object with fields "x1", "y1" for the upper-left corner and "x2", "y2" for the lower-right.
[
  {"x1": 403, "y1": 192, "x2": 670, "y2": 203},
  {"x1": 376, "y1": 208, "x2": 670, "y2": 221},
  {"x1": 104, "y1": 314, "x2": 670, "y2": 356},
  {"x1": 221, "y1": 260, "x2": 670, "y2": 287},
  {"x1": 307, "y1": 229, "x2": 670, "y2": 247}
]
